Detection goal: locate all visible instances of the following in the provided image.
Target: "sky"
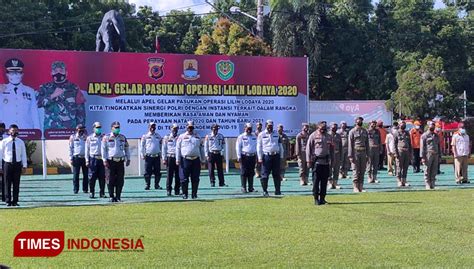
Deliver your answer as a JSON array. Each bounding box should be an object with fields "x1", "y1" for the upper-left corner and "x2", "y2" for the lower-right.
[{"x1": 128, "y1": 0, "x2": 447, "y2": 14}]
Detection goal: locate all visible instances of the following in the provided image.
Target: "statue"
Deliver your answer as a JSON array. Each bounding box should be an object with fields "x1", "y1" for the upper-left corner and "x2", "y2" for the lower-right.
[{"x1": 96, "y1": 10, "x2": 126, "y2": 52}]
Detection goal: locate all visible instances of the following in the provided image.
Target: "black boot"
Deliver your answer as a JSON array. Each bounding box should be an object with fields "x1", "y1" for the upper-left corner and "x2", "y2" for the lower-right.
[
  {"x1": 241, "y1": 176, "x2": 247, "y2": 193},
  {"x1": 145, "y1": 176, "x2": 151, "y2": 190}
]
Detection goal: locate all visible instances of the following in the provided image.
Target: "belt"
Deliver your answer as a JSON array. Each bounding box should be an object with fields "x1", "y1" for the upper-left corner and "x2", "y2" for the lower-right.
[
  {"x1": 355, "y1": 147, "x2": 366, "y2": 151},
  {"x1": 90, "y1": 155, "x2": 102, "y2": 160},
  {"x1": 167, "y1": 154, "x2": 176, "y2": 158},
  {"x1": 210, "y1": 150, "x2": 222, "y2": 154},
  {"x1": 74, "y1": 155, "x2": 85, "y2": 158},
  {"x1": 264, "y1": 152, "x2": 279, "y2": 156},
  {"x1": 184, "y1": 156, "x2": 199, "y2": 160},
  {"x1": 146, "y1": 154, "x2": 160, "y2": 157},
  {"x1": 242, "y1": 152, "x2": 256, "y2": 157},
  {"x1": 109, "y1": 157, "x2": 124, "y2": 162}
]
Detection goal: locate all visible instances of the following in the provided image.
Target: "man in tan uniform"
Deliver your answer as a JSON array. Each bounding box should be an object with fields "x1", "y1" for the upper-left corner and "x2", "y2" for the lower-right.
[
  {"x1": 348, "y1": 117, "x2": 369, "y2": 192},
  {"x1": 295, "y1": 123, "x2": 310, "y2": 185},
  {"x1": 328, "y1": 122, "x2": 342, "y2": 189},
  {"x1": 394, "y1": 121, "x2": 412, "y2": 187},
  {"x1": 278, "y1": 124, "x2": 290, "y2": 181},
  {"x1": 338, "y1": 121, "x2": 350, "y2": 178},
  {"x1": 367, "y1": 120, "x2": 382, "y2": 183},
  {"x1": 420, "y1": 121, "x2": 441, "y2": 190}
]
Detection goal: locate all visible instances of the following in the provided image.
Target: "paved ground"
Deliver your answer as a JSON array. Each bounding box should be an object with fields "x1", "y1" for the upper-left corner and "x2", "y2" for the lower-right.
[{"x1": 1, "y1": 164, "x2": 473, "y2": 209}]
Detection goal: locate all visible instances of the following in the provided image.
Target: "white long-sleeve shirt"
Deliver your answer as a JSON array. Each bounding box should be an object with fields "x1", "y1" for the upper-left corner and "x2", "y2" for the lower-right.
[
  {"x1": 176, "y1": 131, "x2": 203, "y2": 160},
  {"x1": 0, "y1": 83, "x2": 40, "y2": 129},
  {"x1": 257, "y1": 129, "x2": 283, "y2": 161},
  {"x1": 236, "y1": 132, "x2": 257, "y2": 158},
  {"x1": 0, "y1": 136, "x2": 27, "y2": 168}
]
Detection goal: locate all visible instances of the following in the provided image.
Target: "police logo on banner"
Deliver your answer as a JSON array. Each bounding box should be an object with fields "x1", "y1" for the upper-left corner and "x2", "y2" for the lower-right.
[
  {"x1": 216, "y1": 60, "x2": 234, "y2": 81},
  {"x1": 147, "y1": 57, "x2": 165, "y2": 80},
  {"x1": 181, "y1": 59, "x2": 200, "y2": 80}
]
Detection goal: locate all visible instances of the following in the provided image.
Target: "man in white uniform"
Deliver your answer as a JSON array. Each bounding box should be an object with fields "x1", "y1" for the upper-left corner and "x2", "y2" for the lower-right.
[{"x1": 0, "y1": 58, "x2": 40, "y2": 129}]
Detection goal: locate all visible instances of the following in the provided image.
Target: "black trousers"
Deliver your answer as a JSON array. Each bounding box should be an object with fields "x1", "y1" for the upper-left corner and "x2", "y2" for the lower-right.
[
  {"x1": 240, "y1": 155, "x2": 256, "y2": 190},
  {"x1": 261, "y1": 154, "x2": 281, "y2": 193},
  {"x1": 413, "y1": 148, "x2": 421, "y2": 171},
  {"x1": 89, "y1": 157, "x2": 105, "y2": 196},
  {"x1": 144, "y1": 155, "x2": 161, "y2": 188},
  {"x1": 180, "y1": 157, "x2": 201, "y2": 196},
  {"x1": 107, "y1": 160, "x2": 125, "y2": 200},
  {"x1": 379, "y1": 146, "x2": 386, "y2": 168},
  {"x1": 208, "y1": 152, "x2": 225, "y2": 185},
  {"x1": 166, "y1": 156, "x2": 180, "y2": 194},
  {"x1": 4, "y1": 161, "x2": 22, "y2": 204},
  {"x1": 1, "y1": 160, "x2": 4, "y2": 202},
  {"x1": 312, "y1": 163, "x2": 329, "y2": 202},
  {"x1": 72, "y1": 156, "x2": 88, "y2": 193}
]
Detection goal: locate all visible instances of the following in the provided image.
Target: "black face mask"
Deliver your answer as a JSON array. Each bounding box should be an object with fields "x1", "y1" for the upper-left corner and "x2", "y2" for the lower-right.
[
  {"x1": 11, "y1": 132, "x2": 19, "y2": 137},
  {"x1": 150, "y1": 127, "x2": 156, "y2": 132},
  {"x1": 429, "y1": 127, "x2": 435, "y2": 132},
  {"x1": 320, "y1": 127, "x2": 327, "y2": 133},
  {"x1": 357, "y1": 121, "x2": 363, "y2": 127},
  {"x1": 78, "y1": 130, "x2": 84, "y2": 135},
  {"x1": 53, "y1": 73, "x2": 66, "y2": 83},
  {"x1": 246, "y1": 128, "x2": 252, "y2": 134},
  {"x1": 400, "y1": 125, "x2": 406, "y2": 130},
  {"x1": 172, "y1": 129, "x2": 178, "y2": 135},
  {"x1": 188, "y1": 127, "x2": 194, "y2": 132}
]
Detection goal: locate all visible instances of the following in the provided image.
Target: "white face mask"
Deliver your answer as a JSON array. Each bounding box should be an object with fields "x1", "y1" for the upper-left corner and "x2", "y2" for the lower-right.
[
  {"x1": 436, "y1": 128, "x2": 441, "y2": 132},
  {"x1": 415, "y1": 126, "x2": 420, "y2": 129},
  {"x1": 460, "y1": 128, "x2": 466, "y2": 134},
  {"x1": 6, "y1": 72, "x2": 22, "y2": 85}
]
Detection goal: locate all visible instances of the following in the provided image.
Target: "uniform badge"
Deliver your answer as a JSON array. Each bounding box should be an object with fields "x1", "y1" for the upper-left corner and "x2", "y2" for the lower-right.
[
  {"x1": 216, "y1": 60, "x2": 234, "y2": 81},
  {"x1": 147, "y1": 57, "x2": 165, "y2": 80},
  {"x1": 181, "y1": 59, "x2": 200, "y2": 80}
]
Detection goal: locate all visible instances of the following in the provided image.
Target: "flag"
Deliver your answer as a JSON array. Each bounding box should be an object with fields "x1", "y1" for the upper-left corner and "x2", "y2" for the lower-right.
[
  {"x1": 155, "y1": 36, "x2": 160, "y2": 53},
  {"x1": 458, "y1": 91, "x2": 466, "y2": 100}
]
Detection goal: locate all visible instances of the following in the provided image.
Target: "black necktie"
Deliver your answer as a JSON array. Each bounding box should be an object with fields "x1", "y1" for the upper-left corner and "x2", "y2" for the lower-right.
[
  {"x1": 14, "y1": 87, "x2": 18, "y2": 94},
  {"x1": 12, "y1": 139, "x2": 17, "y2": 163}
]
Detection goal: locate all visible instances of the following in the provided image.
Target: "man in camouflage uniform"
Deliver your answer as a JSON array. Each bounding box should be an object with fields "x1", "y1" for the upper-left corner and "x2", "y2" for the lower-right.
[
  {"x1": 421, "y1": 121, "x2": 441, "y2": 190},
  {"x1": 37, "y1": 61, "x2": 86, "y2": 130},
  {"x1": 338, "y1": 121, "x2": 350, "y2": 178},
  {"x1": 348, "y1": 117, "x2": 369, "y2": 192},
  {"x1": 367, "y1": 120, "x2": 382, "y2": 184},
  {"x1": 277, "y1": 124, "x2": 290, "y2": 181},
  {"x1": 295, "y1": 123, "x2": 310, "y2": 185},
  {"x1": 328, "y1": 122, "x2": 342, "y2": 189}
]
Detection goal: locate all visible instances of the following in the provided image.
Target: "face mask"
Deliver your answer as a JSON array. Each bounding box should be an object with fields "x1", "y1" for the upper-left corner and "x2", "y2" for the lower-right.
[
  {"x1": 320, "y1": 127, "x2": 327, "y2": 133},
  {"x1": 0, "y1": 130, "x2": 4, "y2": 136},
  {"x1": 53, "y1": 73, "x2": 66, "y2": 83},
  {"x1": 400, "y1": 125, "x2": 406, "y2": 130},
  {"x1": 11, "y1": 132, "x2": 19, "y2": 137},
  {"x1": 436, "y1": 128, "x2": 441, "y2": 132},
  {"x1": 460, "y1": 128, "x2": 466, "y2": 134},
  {"x1": 187, "y1": 127, "x2": 194, "y2": 132},
  {"x1": 429, "y1": 127, "x2": 435, "y2": 132},
  {"x1": 267, "y1": 127, "x2": 273, "y2": 133},
  {"x1": 78, "y1": 130, "x2": 84, "y2": 135},
  {"x1": 150, "y1": 127, "x2": 156, "y2": 133},
  {"x1": 415, "y1": 126, "x2": 420, "y2": 129},
  {"x1": 7, "y1": 72, "x2": 22, "y2": 85},
  {"x1": 113, "y1": 128, "x2": 120, "y2": 135},
  {"x1": 172, "y1": 129, "x2": 178, "y2": 135},
  {"x1": 246, "y1": 128, "x2": 252, "y2": 134},
  {"x1": 357, "y1": 121, "x2": 363, "y2": 127},
  {"x1": 95, "y1": 128, "x2": 102, "y2": 135}
]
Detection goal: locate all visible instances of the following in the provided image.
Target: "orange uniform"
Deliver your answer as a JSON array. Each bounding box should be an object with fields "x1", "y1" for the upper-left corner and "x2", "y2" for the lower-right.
[
  {"x1": 410, "y1": 128, "x2": 422, "y2": 149},
  {"x1": 379, "y1": 127, "x2": 387, "y2": 145}
]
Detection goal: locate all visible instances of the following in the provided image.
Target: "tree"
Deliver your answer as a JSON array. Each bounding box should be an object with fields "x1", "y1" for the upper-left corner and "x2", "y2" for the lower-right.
[
  {"x1": 195, "y1": 18, "x2": 271, "y2": 56},
  {"x1": 389, "y1": 54, "x2": 462, "y2": 120}
]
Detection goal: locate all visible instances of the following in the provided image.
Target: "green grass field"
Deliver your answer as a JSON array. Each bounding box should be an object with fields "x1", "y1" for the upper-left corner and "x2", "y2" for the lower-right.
[{"x1": 1, "y1": 189, "x2": 473, "y2": 268}]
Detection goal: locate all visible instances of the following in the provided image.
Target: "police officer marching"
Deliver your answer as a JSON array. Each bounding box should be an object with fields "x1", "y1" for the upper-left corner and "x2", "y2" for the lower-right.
[
  {"x1": 338, "y1": 121, "x2": 350, "y2": 179},
  {"x1": 204, "y1": 124, "x2": 226, "y2": 187},
  {"x1": 69, "y1": 124, "x2": 88, "y2": 194},
  {"x1": 295, "y1": 123, "x2": 310, "y2": 185},
  {"x1": 328, "y1": 122, "x2": 342, "y2": 189},
  {"x1": 176, "y1": 121, "x2": 205, "y2": 199},
  {"x1": 0, "y1": 124, "x2": 27, "y2": 206},
  {"x1": 421, "y1": 121, "x2": 441, "y2": 190},
  {"x1": 307, "y1": 121, "x2": 334, "y2": 205},
  {"x1": 101, "y1": 121, "x2": 130, "y2": 202},
  {"x1": 162, "y1": 123, "x2": 181, "y2": 196},
  {"x1": 85, "y1": 122, "x2": 106, "y2": 198},
  {"x1": 236, "y1": 123, "x2": 258, "y2": 193},
  {"x1": 140, "y1": 122, "x2": 162, "y2": 190},
  {"x1": 257, "y1": 120, "x2": 284, "y2": 197},
  {"x1": 348, "y1": 117, "x2": 369, "y2": 192},
  {"x1": 367, "y1": 120, "x2": 382, "y2": 184},
  {"x1": 394, "y1": 121, "x2": 412, "y2": 187}
]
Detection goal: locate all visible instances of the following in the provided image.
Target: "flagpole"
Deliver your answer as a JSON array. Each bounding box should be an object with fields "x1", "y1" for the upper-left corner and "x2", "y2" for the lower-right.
[{"x1": 463, "y1": 90, "x2": 467, "y2": 120}]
